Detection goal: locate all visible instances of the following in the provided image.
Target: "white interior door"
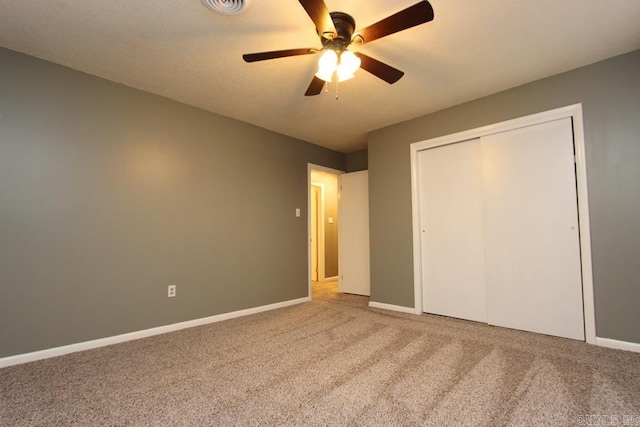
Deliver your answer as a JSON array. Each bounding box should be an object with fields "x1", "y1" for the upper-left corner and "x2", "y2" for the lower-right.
[
  {"x1": 481, "y1": 118, "x2": 585, "y2": 340},
  {"x1": 338, "y1": 171, "x2": 370, "y2": 296},
  {"x1": 418, "y1": 140, "x2": 487, "y2": 322}
]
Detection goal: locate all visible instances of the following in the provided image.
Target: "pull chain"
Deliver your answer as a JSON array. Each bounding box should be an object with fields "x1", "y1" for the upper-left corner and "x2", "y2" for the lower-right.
[{"x1": 335, "y1": 79, "x2": 339, "y2": 101}]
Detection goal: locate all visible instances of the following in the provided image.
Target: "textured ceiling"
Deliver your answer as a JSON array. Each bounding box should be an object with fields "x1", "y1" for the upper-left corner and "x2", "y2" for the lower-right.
[{"x1": 1, "y1": 0, "x2": 639, "y2": 153}]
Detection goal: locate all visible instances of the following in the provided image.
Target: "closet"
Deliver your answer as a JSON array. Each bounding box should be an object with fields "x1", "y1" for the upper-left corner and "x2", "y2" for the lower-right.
[{"x1": 416, "y1": 117, "x2": 585, "y2": 340}]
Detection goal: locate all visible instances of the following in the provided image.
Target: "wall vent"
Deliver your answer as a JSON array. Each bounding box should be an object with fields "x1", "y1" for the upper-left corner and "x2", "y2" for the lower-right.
[{"x1": 201, "y1": 0, "x2": 251, "y2": 15}]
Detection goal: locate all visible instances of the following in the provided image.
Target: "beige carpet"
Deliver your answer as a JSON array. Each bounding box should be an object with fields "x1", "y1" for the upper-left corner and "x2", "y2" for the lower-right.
[{"x1": 1, "y1": 281, "x2": 639, "y2": 426}]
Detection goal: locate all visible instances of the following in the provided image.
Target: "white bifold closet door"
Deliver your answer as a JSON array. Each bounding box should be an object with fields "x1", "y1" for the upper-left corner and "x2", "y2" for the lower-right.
[
  {"x1": 419, "y1": 118, "x2": 585, "y2": 340},
  {"x1": 482, "y1": 118, "x2": 584, "y2": 340},
  {"x1": 418, "y1": 140, "x2": 487, "y2": 323}
]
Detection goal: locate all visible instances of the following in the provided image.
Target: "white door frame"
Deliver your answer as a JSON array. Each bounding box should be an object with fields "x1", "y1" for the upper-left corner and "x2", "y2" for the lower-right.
[
  {"x1": 409, "y1": 104, "x2": 596, "y2": 344},
  {"x1": 310, "y1": 184, "x2": 321, "y2": 281},
  {"x1": 310, "y1": 183, "x2": 325, "y2": 281},
  {"x1": 308, "y1": 164, "x2": 344, "y2": 298}
]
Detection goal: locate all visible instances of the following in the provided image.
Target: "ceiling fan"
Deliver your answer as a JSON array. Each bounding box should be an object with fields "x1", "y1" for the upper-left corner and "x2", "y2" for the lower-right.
[{"x1": 242, "y1": 0, "x2": 435, "y2": 96}]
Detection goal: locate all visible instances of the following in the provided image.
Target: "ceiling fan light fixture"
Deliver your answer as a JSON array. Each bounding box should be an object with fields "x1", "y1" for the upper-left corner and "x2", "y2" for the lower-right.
[
  {"x1": 315, "y1": 49, "x2": 361, "y2": 83},
  {"x1": 201, "y1": 0, "x2": 251, "y2": 15}
]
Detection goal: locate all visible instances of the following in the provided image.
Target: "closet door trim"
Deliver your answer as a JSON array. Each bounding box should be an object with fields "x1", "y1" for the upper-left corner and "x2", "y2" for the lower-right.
[{"x1": 409, "y1": 103, "x2": 595, "y2": 344}]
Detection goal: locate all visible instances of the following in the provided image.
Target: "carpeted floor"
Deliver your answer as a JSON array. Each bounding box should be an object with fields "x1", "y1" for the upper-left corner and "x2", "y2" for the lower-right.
[{"x1": 1, "y1": 281, "x2": 639, "y2": 426}]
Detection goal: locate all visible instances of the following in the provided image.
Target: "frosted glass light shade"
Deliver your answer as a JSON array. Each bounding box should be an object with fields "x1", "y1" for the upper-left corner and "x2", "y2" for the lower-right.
[
  {"x1": 340, "y1": 51, "x2": 361, "y2": 74},
  {"x1": 336, "y1": 68, "x2": 355, "y2": 82},
  {"x1": 315, "y1": 50, "x2": 338, "y2": 82},
  {"x1": 336, "y1": 50, "x2": 361, "y2": 82}
]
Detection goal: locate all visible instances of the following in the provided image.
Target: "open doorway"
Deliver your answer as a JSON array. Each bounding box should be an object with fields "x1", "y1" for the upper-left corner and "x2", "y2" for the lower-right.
[{"x1": 308, "y1": 164, "x2": 343, "y2": 298}]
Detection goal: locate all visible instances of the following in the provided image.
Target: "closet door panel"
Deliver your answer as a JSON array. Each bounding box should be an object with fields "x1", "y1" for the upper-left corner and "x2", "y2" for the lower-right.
[
  {"x1": 481, "y1": 118, "x2": 584, "y2": 340},
  {"x1": 419, "y1": 140, "x2": 487, "y2": 323}
]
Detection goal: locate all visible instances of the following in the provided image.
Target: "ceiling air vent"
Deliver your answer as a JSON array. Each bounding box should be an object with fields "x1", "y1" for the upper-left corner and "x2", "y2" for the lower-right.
[{"x1": 201, "y1": 0, "x2": 251, "y2": 15}]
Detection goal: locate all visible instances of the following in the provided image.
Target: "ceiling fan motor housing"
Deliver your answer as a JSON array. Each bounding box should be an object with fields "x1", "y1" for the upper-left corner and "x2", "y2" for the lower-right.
[{"x1": 321, "y1": 12, "x2": 356, "y2": 49}]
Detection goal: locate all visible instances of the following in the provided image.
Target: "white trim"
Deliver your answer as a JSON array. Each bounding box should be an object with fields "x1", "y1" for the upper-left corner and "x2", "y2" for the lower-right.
[
  {"x1": 369, "y1": 301, "x2": 417, "y2": 314},
  {"x1": 410, "y1": 104, "x2": 596, "y2": 344},
  {"x1": 571, "y1": 108, "x2": 596, "y2": 344},
  {"x1": 317, "y1": 184, "x2": 326, "y2": 281},
  {"x1": 410, "y1": 146, "x2": 425, "y2": 316},
  {"x1": 311, "y1": 183, "x2": 326, "y2": 281},
  {"x1": 411, "y1": 104, "x2": 585, "y2": 152},
  {"x1": 595, "y1": 337, "x2": 640, "y2": 353},
  {"x1": 307, "y1": 163, "x2": 344, "y2": 298},
  {"x1": 323, "y1": 275, "x2": 339, "y2": 282},
  {"x1": 0, "y1": 296, "x2": 310, "y2": 368}
]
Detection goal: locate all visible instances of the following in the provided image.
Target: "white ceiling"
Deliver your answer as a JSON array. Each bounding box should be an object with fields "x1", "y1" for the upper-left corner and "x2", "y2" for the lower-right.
[{"x1": 1, "y1": 1, "x2": 639, "y2": 153}]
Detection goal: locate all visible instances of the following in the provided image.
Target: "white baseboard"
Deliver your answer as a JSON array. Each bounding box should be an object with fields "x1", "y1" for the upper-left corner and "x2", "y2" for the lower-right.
[
  {"x1": 369, "y1": 301, "x2": 419, "y2": 315},
  {"x1": 595, "y1": 337, "x2": 640, "y2": 353},
  {"x1": 0, "y1": 296, "x2": 310, "y2": 369}
]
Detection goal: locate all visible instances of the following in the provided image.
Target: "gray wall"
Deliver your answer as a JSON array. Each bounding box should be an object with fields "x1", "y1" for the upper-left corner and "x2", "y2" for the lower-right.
[
  {"x1": 368, "y1": 49, "x2": 640, "y2": 344},
  {"x1": 0, "y1": 47, "x2": 345, "y2": 358},
  {"x1": 345, "y1": 149, "x2": 368, "y2": 172}
]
